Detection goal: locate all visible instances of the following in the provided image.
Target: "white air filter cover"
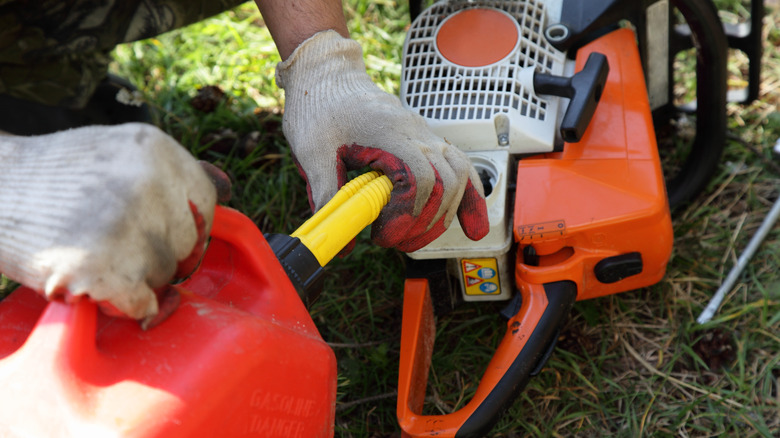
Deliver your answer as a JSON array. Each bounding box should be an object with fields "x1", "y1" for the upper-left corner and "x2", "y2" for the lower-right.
[{"x1": 401, "y1": 0, "x2": 568, "y2": 154}]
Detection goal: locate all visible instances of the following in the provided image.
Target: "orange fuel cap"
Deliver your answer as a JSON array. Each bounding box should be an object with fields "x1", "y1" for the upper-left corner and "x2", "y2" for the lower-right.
[{"x1": 436, "y1": 8, "x2": 518, "y2": 67}]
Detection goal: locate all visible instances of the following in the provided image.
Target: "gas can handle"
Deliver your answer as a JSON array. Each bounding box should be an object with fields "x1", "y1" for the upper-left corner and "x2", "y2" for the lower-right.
[
  {"x1": 15, "y1": 296, "x2": 102, "y2": 374},
  {"x1": 397, "y1": 279, "x2": 577, "y2": 437}
]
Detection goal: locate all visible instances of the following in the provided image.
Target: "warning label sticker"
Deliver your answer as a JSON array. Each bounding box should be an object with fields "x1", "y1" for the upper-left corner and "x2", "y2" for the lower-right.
[
  {"x1": 463, "y1": 262, "x2": 480, "y2": 273},
  {"x1": 461, "y1": 258, "x2": 500, "y2": 296},
  {"x1": 466, "y1": 276, "x2": 482, "y2": 286},
  {"x1": 517, "y1": 220, "x2": 566, "y2": 242}
]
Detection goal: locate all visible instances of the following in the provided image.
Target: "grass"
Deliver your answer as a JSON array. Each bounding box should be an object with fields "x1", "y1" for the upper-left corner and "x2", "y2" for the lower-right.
[{"x1": 28, "y1": 0, "x2": 780, "y2": 436}]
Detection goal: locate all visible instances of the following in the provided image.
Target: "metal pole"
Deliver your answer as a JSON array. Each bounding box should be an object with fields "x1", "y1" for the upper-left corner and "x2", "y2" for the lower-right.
[{"x1": 697, "y1": 139, "x2": 780, "y2": 323}]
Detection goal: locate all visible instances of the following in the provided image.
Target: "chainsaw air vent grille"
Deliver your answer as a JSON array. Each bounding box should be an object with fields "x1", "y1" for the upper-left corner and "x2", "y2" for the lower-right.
[{"x1": 402, "y1": 0, "x2": 565, "y2": 125}]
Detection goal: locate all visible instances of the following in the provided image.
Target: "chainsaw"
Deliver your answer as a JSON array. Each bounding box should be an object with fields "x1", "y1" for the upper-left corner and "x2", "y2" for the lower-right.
[
  {"x1": 0, "y1": 1, "x2": 763, "y2": 437},
  {"x1": 395, "y1": 0, "x2": 763, "y2": 436}
]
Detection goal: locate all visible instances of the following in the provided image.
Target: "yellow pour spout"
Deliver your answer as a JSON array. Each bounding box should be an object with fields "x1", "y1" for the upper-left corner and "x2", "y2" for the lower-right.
[{"x1": 292, "y1": 171, "x2": 392, "y2": 266}]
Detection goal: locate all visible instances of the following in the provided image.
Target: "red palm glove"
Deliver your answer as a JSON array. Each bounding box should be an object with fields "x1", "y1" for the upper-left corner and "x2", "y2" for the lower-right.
[{"x1": 276, "y1": 31, "x2": 488, "y2": 252}]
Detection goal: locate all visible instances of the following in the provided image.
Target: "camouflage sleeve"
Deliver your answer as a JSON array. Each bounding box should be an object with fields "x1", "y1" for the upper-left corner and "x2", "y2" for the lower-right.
[{"x1": 0, "y1": 0, "x2": 245, "y2": 108}]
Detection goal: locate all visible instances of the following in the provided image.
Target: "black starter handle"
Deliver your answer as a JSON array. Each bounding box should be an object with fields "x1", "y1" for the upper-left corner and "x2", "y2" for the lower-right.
[{"x1": 533, "y1": 52, "x2": 610, "y2": 143}]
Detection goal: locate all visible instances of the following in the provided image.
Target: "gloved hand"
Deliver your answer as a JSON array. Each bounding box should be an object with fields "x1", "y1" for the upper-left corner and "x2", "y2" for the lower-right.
[
  {"x1": 276, "y1": 31, "x2": 489, "y2": 252},
  {"x1": 0, "y1": 123, "x2": 217, "y2": 326}
]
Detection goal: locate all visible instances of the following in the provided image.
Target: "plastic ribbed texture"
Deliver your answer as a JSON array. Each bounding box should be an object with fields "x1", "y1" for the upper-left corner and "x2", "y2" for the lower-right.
[
  {"x1": 356, "y1": 174, "x2": 393, "y2": 214},
  {"x1": 292, "y1": 172, "x2": 392, "y2": 266}
]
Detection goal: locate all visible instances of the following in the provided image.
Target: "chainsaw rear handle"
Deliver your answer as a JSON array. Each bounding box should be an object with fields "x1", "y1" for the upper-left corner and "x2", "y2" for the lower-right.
[{"x1": 398, "y1": 279, "x2": 577, "y2": 437}]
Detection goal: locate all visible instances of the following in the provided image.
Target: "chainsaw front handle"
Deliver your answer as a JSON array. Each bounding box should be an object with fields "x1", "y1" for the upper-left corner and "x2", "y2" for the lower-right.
[{"x1": 398, "y1": 278, "x2": 576, "y2": 437}]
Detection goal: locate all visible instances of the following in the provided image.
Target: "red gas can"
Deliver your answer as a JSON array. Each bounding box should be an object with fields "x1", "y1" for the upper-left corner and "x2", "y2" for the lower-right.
[{"x1": 0, "y1": 206, "x2": 337, "y2": 437}]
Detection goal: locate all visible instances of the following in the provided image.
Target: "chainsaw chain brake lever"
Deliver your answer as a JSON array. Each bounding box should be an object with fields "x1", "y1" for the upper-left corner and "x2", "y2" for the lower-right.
[
  {"x1": 398, "y1": 278, "x2": 577, "y2": 437},
  {"x1": 533, "y1": 52, "x2": 610, "y2": 143}
]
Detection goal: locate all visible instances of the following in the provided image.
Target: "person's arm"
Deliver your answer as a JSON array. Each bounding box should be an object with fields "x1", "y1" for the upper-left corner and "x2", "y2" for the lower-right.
[
  {"x1": 255, "y1": 0, "x2": 349, "y2": 60},
  {"x1": 255, "y1": 1, "x2": 489, "y2": 253},
  {"x1": 256, "y1": 0, "x2": 489, "y2": 252}
]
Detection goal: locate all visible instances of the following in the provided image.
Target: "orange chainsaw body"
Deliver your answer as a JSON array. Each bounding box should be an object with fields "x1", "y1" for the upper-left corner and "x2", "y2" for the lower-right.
[
  {"x1": 0, "y1": 207, "x2": 337, "y2": 437},
  {"x1": 398, "y1": 28, "x2": 673, "y2": 437},
  {"x1": 514, "y1": 27, "x2": 673, "y2": 299}
]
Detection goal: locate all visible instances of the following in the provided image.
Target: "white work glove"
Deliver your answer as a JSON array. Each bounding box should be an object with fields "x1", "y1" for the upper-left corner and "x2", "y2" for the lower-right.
[
  {"x1": 0, "y1": 123, "x2": 218, "y2": 326},
  {"x1": 276, "y1": 31, "x2": 489, "y2": 253}
]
